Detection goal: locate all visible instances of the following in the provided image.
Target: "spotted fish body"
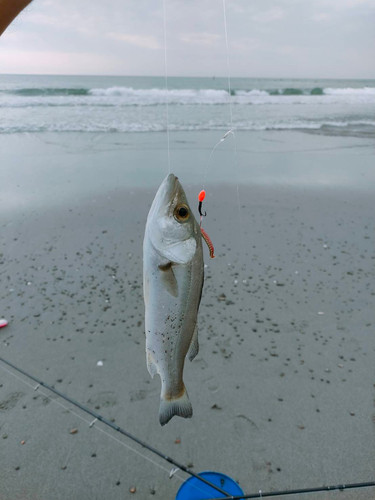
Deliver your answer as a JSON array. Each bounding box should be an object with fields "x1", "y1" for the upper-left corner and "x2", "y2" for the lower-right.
[{"x1": 143, "y1": 174, "x2": 204, "y2": 426}]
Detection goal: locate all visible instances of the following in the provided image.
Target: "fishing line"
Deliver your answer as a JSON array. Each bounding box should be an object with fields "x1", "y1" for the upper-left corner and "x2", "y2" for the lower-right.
[
  {"x1": 162, "y1": 0, "x2": 171, "y2": 174},
  {"x1": 61, "y1": 438, "x2": 76, "y2": 469},
  {"x1": 202, "y1": 130, "x2": 233, "y2": 191},
  {"x1": 221, "y1": 0, "x2": 242, "y2": 233},
  {"x1": 0, "y1": 357, "x2": 230, "y2": 499},
  {"x1": 200, "y1": 0, "x2": 243, "y2": 237}
]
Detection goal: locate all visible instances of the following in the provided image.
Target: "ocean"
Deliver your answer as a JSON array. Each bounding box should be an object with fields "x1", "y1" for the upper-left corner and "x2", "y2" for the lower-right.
[{"x1": 0, "y1": 74, "x2": 374, "y2": 137}]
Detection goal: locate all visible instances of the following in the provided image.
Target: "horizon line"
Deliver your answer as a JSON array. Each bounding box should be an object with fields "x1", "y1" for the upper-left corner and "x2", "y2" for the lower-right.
[{"x1": 1, "y1": 73, "x2": 374, "y2": 81}]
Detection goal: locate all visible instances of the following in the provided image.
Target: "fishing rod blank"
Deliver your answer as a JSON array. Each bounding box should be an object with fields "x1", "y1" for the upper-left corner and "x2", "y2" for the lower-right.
[
  {"x1": 0, "y1": 357, "x2": 231, "y2": 498},
  {"x1": 209, "y1": 480, "x2": 375, "y2": 500},
  {"x1": 2, "y1": 356, "x2": 374, "y2": 500}
]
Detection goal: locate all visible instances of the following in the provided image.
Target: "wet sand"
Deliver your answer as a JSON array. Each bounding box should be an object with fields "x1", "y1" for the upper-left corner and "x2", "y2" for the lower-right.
[{"x1": 0, "y1": 130, "x2": 374, "y2": 500}]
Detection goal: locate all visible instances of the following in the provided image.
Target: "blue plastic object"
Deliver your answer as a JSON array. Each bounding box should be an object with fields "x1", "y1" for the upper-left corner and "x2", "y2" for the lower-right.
[{"x1": 176, "y1": 471, "x2": 244, "y2": 499}]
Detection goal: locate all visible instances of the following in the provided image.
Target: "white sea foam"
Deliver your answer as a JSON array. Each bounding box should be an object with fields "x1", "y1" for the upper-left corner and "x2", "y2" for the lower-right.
[
  {"x1": 1, "y1": 118, "x2": 373, "y2": 134},
  {"x1": 2, "y1": 86, "x2": 375, "y2": 108},
  {"x1": 323, "y1": 87, "x2": 375, "y2": 95},
  {"x1": 88, "y1": 86, "x2": 229, "y2": 104},
  {"x1": 236, "y1": 89, "x2": 270, "y2": 96}
]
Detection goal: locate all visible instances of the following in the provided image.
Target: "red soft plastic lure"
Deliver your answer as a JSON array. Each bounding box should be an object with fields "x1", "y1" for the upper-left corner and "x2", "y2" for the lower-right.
[
  {"x1": 200, "y1": 227, "x2": 215, "y2": 259},
  {"x1": 198, "y1": 190, "x2": 215, "y2": 258}
]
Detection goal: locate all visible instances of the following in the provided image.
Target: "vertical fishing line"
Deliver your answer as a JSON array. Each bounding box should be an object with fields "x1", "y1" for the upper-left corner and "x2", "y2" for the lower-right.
[
  {"x1": 222, "y1": 0, "x2": 243, "y2": 232},
  {"x1": 202, "y1": 0, "x2": 243, "y2": 242},
  {"x1": 162, "y1": 0, "x2": 171, "y2": 174},
  {"x1": 222, "y1": 0, "x2": 234, "y2": 129}
]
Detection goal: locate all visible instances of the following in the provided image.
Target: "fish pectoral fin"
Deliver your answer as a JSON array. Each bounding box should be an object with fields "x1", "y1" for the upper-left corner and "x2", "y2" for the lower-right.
[
  {"x1": 147, "y1": 352, "x2": 158, "y2": 379},
  {"x1": 158, "y1": 262, "x2": 178, "y2": 297},
  {"x1": 161, "y1": 237, "x2": 197, "y2": 265},
  {"x1": 187, "y1": 323, "x2": 199, "y2": 362}
]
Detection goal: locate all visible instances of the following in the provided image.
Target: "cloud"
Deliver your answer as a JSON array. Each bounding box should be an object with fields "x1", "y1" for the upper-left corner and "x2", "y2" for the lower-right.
[
  {"x1": 230, "y1": 37, "x2": 261, "y2": 52},
  {"x1": 108, "y1": 33, "x2": 161, "y2": 50},
  {"x1": 315, "y1": 0, "x2": 375, "y2": 7},
  {"x1": 1, "y1": 0, "x2": 374, "y2": 78},
  {"x1": 25, "y1": 11, "x2": 97, "y2": 36},
  {"x1": 26, "y1": 13, "x2": 57, "y2": 26},
  {"x1": 252, "y1": 7, "x2": 285, "y2": 23},
  {"x1": 179, "y1": 33, "x2": 220, "y2": 47},
  {"x1": 0, "y1": 49, "x2": 122, "y2": 74},
  {"x1": 312, "y1": 13, "x2": 330, "y2": 22}
]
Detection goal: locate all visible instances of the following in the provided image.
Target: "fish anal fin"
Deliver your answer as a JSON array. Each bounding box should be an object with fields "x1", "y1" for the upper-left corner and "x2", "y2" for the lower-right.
[
  {"x1": 158, "y1": 262, "x2": 178, "y2": 297},
  {"x1": 159, "y1": 386, "x2": 193, "y2": 426},
  {"x1": 147, "y1": 352, "x2": 158, "y2": 379},
  {"x1": 187, "y1": 324, "x2": 199, "y2": 362}
]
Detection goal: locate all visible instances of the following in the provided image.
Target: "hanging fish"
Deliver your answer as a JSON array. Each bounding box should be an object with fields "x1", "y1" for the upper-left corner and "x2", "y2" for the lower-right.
[{"x1": 143, "y1": 174, "x2": 205, "y2": 426}]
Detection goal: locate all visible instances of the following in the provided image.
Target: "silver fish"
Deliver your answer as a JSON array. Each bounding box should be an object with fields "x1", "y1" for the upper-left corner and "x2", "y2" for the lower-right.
[{"x1": 143, "y1": 174, "x2": 204, "y2": 426}]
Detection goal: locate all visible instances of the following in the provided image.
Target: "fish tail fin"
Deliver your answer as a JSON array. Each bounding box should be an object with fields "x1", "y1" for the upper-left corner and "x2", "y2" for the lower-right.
[{"x1": 159, "y1": 386, "x2": 193, "y2": 426}]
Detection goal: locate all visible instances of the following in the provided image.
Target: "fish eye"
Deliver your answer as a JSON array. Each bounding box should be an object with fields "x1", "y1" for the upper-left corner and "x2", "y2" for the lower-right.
[{"x1": 174, "y1": 204, "x2": 189, "y2": 222}]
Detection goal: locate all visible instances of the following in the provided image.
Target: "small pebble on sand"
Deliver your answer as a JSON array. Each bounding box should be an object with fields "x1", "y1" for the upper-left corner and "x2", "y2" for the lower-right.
[{"x1": 69, "y1": 428, "x2": 78, "y2": 434}]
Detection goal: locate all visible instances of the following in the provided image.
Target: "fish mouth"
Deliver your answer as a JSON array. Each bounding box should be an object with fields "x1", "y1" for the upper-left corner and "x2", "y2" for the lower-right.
[
  {"x1": 148, "y1": 173, "x2": 184, "y2": 222},
  {"x1": 159, "y1": 173, "x2": 180, "y2": 213},
  {"x1": 164, "y1": 173, "x2": 179, "y2": 196}
]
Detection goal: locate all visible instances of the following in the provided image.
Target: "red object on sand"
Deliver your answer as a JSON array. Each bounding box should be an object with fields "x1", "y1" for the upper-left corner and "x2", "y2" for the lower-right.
[
  {"x1": 0, "y1": 319, "x2": 8, "y2": 328},
  {"x1": 198, "y1": 190, "x2": 206, "y2": 202}
]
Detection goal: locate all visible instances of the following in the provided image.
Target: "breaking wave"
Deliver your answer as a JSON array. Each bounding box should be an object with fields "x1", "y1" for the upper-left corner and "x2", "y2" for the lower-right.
[
  {"x1": 1, "y1": 86, "x2": 375, "y2": 105},
  {"x1": 324, "y1": 87, "x2": 375, "y2": 95},
  {"x1": 8, "y1": 88, "x2": 90, "y2": 96}
]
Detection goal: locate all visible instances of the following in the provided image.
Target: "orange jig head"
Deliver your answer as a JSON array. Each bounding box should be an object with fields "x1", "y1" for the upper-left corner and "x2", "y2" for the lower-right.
[{"x1": 198, "y1": 190, "x2": 206, "y2": 219}]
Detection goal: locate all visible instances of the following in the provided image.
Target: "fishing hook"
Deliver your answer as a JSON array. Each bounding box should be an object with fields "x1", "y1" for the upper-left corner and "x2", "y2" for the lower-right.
[{"x1": 198, "y1": 201, "x2": 207, "y2": 218}]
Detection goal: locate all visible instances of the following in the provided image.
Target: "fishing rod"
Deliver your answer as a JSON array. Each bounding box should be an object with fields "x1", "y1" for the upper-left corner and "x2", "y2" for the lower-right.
[
  {"x1": 0, "y1": 356, "x2": 231, "y2": 498},
  {"x1": 1, "y1": 356, "x2": 374, "y2": 500},
  {"x1": 210, "y1": 481, "x2": 375, "y2": 500}
]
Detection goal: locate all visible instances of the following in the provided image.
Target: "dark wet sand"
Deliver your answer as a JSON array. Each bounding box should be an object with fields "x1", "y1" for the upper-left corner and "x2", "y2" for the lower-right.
[{"x1": 0, "y1": 131, "x2": 374, "y2": 500}]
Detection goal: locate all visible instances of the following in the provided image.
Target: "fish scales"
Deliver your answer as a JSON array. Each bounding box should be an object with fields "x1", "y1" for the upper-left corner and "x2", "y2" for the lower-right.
[{"x1": 143, "y1": 174, "x2": 204, "y2": 425}]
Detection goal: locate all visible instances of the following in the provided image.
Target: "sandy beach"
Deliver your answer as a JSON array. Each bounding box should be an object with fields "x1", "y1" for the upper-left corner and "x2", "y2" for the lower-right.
[{"x1": 0, "y1": 130, "x2": 374, "y2": 500}]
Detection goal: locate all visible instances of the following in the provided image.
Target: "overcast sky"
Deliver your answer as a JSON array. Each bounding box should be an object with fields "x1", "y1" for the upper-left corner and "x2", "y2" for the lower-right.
[{"x1": 1, "y1": 0, "x2": 375, "y2": 78}]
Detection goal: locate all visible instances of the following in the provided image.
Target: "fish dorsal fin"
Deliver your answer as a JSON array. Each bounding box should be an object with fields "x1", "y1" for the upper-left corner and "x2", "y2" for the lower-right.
[
  {"x1": 158, "y1": 262, "x2": 178, "y2": 297},
  {"x1": 160, "y1": 237, "x2": 197, "y2": 265}
]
